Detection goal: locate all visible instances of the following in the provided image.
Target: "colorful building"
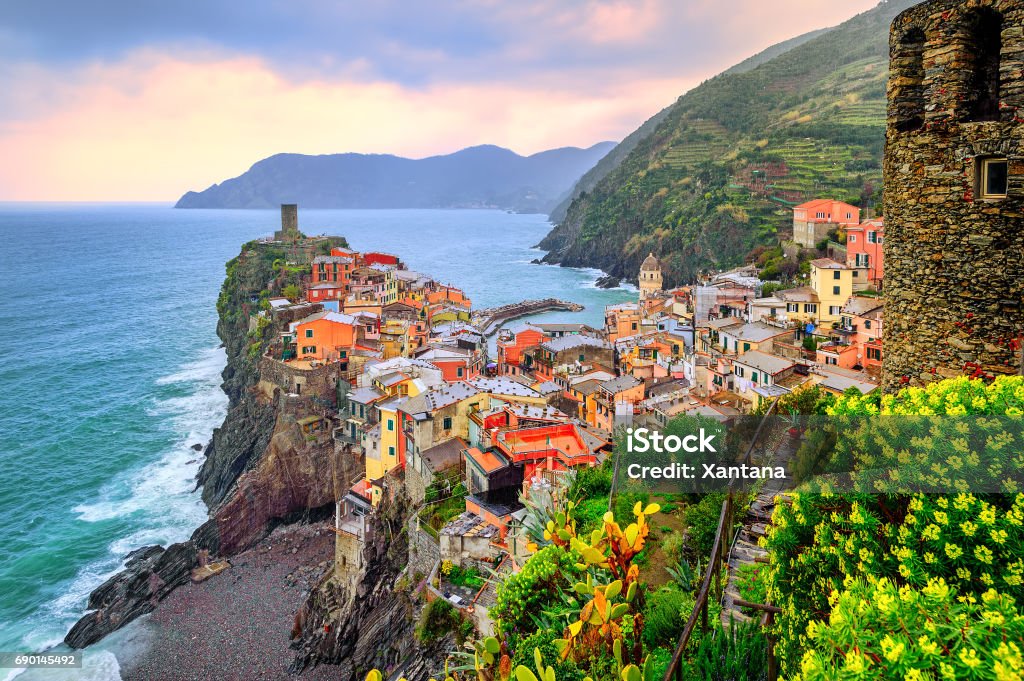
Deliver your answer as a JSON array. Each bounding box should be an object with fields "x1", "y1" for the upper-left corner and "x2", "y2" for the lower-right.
[
  {"x1": 290, "y1": 311, "x2": 357, "y2": 361},
  {"x1": 792, "y1": 199, "x2": 861, "y2": 248},
  {"x1": 496, "y1": 323, "x2": 547, "y2": 376},
  {"x1": 845, "y1": 218, "x2": 885, "y2": 288}
]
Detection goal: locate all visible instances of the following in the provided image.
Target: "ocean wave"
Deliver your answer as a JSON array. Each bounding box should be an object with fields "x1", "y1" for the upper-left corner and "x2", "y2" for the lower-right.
[
  {"x1": 72, "y1": 349, "x2": 226, "y2": 525},
  {"x1": 154, "y1": 346, "x2": 224, "y2": 386},
  {"x1": 42, "y1": 347, "x2": 227, "y2": 677}
]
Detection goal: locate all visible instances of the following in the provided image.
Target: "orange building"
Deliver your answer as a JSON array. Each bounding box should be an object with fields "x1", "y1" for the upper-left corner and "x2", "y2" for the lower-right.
[
  {"x1": 426, "y1": 286, "x2": 471, "y2": 309},
  {"x1": 792, "y1": 199, "x2": 861, "y2": 248},
  {"x1": 493, "y1": 423, "x2": 600, "y2": 482},
  {"x1": 845, "y1": 218, "x2": 885, "y2": 288},
  {"x1": 312, "y1": 254, "x2": 356, "y2": 288},
  {"x1": 496, "y1": 324, "x2": 547, "y2": 376},
  {"x1": 291, "y1": 311, "x2": 357, "y2": 361},
  {"x1": 604, "y1": 303, "x2": 642, "y2": 343}
]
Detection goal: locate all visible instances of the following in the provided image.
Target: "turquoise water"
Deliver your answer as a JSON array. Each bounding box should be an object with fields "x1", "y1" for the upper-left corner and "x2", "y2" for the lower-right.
[{"x1": 0, "y1": 205, "x2": 634, "y2": 678}]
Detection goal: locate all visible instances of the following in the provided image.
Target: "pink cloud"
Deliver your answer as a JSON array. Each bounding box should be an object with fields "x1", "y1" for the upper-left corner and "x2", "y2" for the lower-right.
[{"x1": 0, "y1": 53, "x2": 693, "y2": 201}]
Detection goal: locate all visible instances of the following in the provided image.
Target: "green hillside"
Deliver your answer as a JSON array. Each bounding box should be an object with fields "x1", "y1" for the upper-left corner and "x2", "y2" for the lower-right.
[{"x1": 539, "y1": 0, "x2": 915, "y2": 286}]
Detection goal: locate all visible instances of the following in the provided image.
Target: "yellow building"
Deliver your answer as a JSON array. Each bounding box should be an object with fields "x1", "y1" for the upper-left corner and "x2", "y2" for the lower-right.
[
  {"x1": 808, "y1": 258, "x2": 855, "y2": 326},
  {"x1": 778, "y1": 258, "x2": 855, "y2": 329}
]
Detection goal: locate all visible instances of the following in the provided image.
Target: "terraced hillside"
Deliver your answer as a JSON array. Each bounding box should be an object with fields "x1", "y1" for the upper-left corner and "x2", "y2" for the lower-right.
[{"x1": 540, "y1": 0, "x2": 915, "y2": 286}]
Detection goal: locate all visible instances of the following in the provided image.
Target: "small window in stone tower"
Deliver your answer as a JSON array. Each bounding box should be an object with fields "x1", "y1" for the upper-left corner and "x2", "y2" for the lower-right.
[
  {"x1": 894, "y1": 28, "x2": 926, "y2": 132},
  {"x1": 978, "y1": 157, "x2": 1008, "y2": 199},
  {"x1": 963, "y1": 8, "x2": 1002, "y2": 122}
]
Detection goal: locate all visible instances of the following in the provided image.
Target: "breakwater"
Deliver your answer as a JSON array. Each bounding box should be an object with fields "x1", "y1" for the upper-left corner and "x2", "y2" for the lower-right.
[{"x1": 472, "y1": 298, "x2": 584, "y2": 335}]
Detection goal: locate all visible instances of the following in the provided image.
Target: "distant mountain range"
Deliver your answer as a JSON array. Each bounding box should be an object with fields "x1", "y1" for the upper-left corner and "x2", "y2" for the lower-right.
[{"x1": 175, "y1": 143, "x2": 616, "y2": 213}]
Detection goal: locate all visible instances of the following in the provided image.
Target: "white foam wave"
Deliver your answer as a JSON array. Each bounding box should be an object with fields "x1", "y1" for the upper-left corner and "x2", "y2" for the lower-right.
[
  {"x1": 72, "y1": 348, "x2": 226, "y2": 525},
  {"x1": 47, "y1": 346, "x2": 227, "y2": 674}
]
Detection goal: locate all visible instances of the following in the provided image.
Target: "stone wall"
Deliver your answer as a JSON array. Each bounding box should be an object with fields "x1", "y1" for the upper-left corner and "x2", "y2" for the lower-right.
[
  {"x1": 882, "y1": 0, "x2": 1024, "y2": 390},
  {"x1": 408, "y1": 519, "x2": 440, "y2": 582},
  {"x1": 258, "y1": 355, "x2": 346, "y2": 406}
]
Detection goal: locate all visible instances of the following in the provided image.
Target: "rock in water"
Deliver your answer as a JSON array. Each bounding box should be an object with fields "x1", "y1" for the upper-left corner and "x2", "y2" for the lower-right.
[{"x1": 595, "y1": 275, "x2": 621, "y2": 289}]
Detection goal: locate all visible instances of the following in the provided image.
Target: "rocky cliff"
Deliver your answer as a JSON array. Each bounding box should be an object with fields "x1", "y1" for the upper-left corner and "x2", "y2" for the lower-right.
[
  {"x1": 66, "y1": 235, "x2": 355, "y2": 648},
  {"x1": 290, "y1": 480, "x2": 449, "y2": 681}
]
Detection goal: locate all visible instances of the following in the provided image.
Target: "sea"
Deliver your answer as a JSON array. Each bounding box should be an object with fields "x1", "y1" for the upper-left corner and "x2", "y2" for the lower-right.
[{"x1": 0, "y1": 204, "x2": 635, "y2": 680}]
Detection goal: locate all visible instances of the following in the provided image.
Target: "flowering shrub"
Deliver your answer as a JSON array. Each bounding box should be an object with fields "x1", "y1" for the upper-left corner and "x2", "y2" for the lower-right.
[
  {"x1": 796, "y1": 577, "x2": 1024, "y2": 680},
  {"x1": 763, "y1": 377, "x2": 1024, "y2": 677}
]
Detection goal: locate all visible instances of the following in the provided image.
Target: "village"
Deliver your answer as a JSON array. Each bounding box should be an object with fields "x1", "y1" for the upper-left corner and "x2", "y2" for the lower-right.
[{"x1": 246, "y1": 193, "x2": 890, "y2": 635}]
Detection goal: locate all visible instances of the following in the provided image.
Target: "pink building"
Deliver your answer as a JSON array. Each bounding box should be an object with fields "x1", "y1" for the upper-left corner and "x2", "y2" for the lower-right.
[
  {"x1": 792, "y1": 199, "x2": 861, "y2": 248},
  {"x1": 845, "y1": 219, "x2": 884, "y2": 288}
]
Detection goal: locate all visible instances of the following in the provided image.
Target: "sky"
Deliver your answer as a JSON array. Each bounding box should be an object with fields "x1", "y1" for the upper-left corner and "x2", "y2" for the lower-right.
[{"x1": 0, "y1": 0, "x2": 879, "y2": 201}]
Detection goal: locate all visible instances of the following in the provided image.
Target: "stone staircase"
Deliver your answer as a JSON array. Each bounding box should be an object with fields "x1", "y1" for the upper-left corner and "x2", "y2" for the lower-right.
[{"x1": 720, "y1": 431, "x2": 798, "y2": 627}]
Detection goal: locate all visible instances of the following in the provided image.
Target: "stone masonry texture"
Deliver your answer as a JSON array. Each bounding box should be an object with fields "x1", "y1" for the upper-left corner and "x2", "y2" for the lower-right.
[{"x1": 883, "y1": 0, "x2": 1024, "y2": 391}]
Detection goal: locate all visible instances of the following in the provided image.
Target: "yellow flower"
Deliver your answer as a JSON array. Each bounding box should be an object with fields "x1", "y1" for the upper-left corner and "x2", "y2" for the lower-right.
[
  {"x1": 960, "y1": 521, "x2": 977, "y2": 537},
  {"x1": 945, "y1": 543, "x2": 963, "y2": 559},
  {"x1": 881, "y1": 635, "x2": 905, "y2": 663},
  {"x1": 974, "y1": 545, "x2": 994, "y2": 564},
  {"x1": 959, "y1": 648, "x2": 982, "y2": 669},
  {"x1": 918, "y1": 636, "x2": 939, "y2": 656}
]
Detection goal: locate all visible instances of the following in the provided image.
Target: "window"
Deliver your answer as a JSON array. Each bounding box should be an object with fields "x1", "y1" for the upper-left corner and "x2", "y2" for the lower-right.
[
  {"x1": 867, "y1": 347, "x2": 882, "y2": 361},
  {"x1": 826, "y1": 357, "x2": 838, "y2": 366},
  {"x1": 978, "y1": 157, "x2": 1009, "y2": 199},
  {"x1": 867, "y1": 232, "x2": 877, "y2": 244},
  {"x1": 578, "y1": 354, "x2": 586, "y2": 362},
  {"x1": 846, "y1": 212, "x2": 852, "y2": 220},
  {"x1": 443, "y1": 416, "x2": 452, "y2": 430},
  {"x1": 830, "y1": 306, "x2": 843, "y2": 316},
  {"x1": 388, "y1": 446, "x2": 395, "y2": 457},
  {"x1": 305, "y1": 329, "x2": 314, "y2": 338},
  {"x1": 302, "y1": 345, "x2": 316, "y2": 354},
  {"x1": 735, "y1": 367, "x2": 744, "y2": 378},
  {"x1": 856, "y1": 253, "x2": 870, "y2": 267},
  {"x1": 340, "y1": 350, "x2": 347, "y2": 359},
  {"x1": 849, "y1": 234, "x2": 857, "y2": 243},
  {"x1": 387, "y1": 419, "x2": 394, "y2": 431},
  {"x1": 743, "y1": 342, "x2": 750, "y2": 352},
  {"x1": 631, "y1": 323, "x2": 638, "y2": 331},
  {"x1": 787, "y1": 303, "x2": 799, "y2": 313},
  {"x1": 456, "y1": 367, "x2": 464, "y2": 378},
  {"x1": 833, "y1": 286, "x2": 841, "y2": 296},
  {"x1": 894, "y1": 27, "x2": 926, "y2": 132},
  {"x1": 833, "y1": 271, "x2": 841, "y2": 280},
  {"x1": 751, "y1": 371, "x2": 759, "y2": 384},
  {"x1": 865, "y1": 320, "x2": 872, "y2": 330},
  {"x1": 963, "y1": 8, "x2": 1002, "y2": 122},
  {"x1": 805, "y1": 304, "x2": 818, "y2": 314}
]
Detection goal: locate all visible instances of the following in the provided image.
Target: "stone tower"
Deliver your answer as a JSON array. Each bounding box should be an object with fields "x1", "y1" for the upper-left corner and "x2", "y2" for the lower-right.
[
  {"x1": 882, "y1": 0, "x2": 1023, "y2": 391},
  {"x1": 275, "y1": 203, "x2": 300, "y2": 242},
  {"x1": 639, "y1": 253, "x2": 663, "y2": 301}
]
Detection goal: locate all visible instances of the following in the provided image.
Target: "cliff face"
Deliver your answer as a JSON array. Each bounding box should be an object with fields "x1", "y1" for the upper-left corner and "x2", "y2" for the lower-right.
[
  {"x1": 290, "y1": 483, "x2": 449, "y2": 681},
  {"x1": 67, "y1": 236, "x2": 355, "y2": 648},
  {"x1": 540, "y1": 0, "x2": 918, "y2": 287}
]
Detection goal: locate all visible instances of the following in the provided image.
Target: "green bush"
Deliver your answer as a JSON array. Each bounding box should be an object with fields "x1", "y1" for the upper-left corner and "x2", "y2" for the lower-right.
[
  {"x1": 510, "y1": 630, "x2": 586, "y2": 681},
  {"x1": 570, "y1": 463, "x2": 613, "y2": 500},
  {"x1": 642, "y1": 586, "x2": 694, "y2": 649},
  {"x1": 491, "y1": 546, "x2": 582, "y2": 649},
  {"x1": 684, "y1": 493, "x2": 729, "y2": 557},
  {"x1": 416, "y1": 598, "x2": 460, "y2": 644},
  {"x1": 683, "y1": 619, "x2": 768, "y2": 681},
  {"x1": 763, "y1": 377, "x2": 1024, "y2": 677},
  {"x1": 734, "y1": 563, "x2": 768, "y2": 612}
]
